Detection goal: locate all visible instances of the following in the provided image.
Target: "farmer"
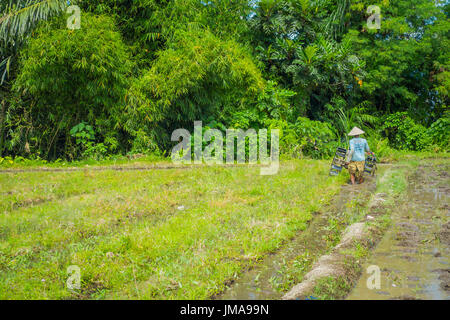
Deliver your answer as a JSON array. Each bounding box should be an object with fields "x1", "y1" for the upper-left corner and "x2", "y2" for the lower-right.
[{"x1": 345, "y1": 127, "x2": 372, "y2": 185}]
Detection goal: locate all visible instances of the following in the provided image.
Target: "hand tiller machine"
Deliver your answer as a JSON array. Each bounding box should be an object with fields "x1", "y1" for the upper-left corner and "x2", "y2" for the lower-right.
[{"x1": 329, "y1": 147, "x2": 348, "y2": 176}]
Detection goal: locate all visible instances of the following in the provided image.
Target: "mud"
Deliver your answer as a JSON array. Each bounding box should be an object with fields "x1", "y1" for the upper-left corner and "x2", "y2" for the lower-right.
[
  {"x1": 347, "y1": 164, "x2": 450, "y2": 300},
  {"x1": 440, "y1": 222, "x2": 450, "y2": 246},
  {"x1": 282, "y1": 224, "x2": 370, "y2": 300},
  {"x1": 433, "y1": 269, "x2": 450, "y2": 292}
]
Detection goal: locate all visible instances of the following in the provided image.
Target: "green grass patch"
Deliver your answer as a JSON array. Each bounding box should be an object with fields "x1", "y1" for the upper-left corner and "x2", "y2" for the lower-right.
[
  {"x1": 0, "y1": 159, "x2": 346, "y2": 299},
  {"x1": 0, "y1": 154, "x2": 166, "y2": 170},
  {"x1": 312, "y1": 276, "x2": 353, "y2": 300}
]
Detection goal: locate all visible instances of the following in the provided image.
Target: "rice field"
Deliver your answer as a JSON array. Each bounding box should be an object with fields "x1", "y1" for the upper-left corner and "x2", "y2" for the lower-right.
[{"x1": 0, "y1": 160, "x2": 346, "y2": 299}]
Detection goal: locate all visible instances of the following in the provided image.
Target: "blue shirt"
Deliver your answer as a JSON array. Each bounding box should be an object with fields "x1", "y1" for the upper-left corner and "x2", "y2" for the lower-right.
[{"x1": 349, "y1": 138, "x2": 370, "y2": 162}]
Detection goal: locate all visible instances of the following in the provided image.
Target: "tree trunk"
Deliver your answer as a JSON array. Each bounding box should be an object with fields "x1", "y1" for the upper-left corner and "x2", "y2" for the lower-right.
[{"x1": 0, "y1": 97, "x2": 6, "y2": 157}]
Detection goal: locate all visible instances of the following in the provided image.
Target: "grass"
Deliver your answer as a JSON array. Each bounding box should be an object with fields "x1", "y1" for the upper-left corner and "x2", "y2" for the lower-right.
[
  {"x1": 312, "y1": 276, "x2": 353, "y2": 300},
  {"x1": 0, "y1": 154, "x2": 167, "y2": 170},
  {"x1": 378, "y1": 150, "x2": 449, "y2": 163},
  {"x1": 375, "y1": 165, "x2": 410, "y2": 197},
  {"x1": 0, "y1": 159, "x2": 347, "y2": 299}
]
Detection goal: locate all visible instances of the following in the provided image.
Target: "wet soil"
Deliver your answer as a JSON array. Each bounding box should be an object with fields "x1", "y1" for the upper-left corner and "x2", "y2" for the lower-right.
[
  {"x1": 347, "y1": 164, "x2": 450, "y2": 300},
  {"x1": 217, "y1": 176, "x2": 377, "y2": 300}
]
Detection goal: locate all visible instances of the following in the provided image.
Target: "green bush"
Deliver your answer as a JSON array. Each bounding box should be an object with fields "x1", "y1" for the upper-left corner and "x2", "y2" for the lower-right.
[
  {"x1": 267, "y1": 117, "x2": 336, "y2": 159},
  {"x1": 70, "y1": 122, "x2": 95, "y2": 146},
  {"x1": 293, "y1": 117, "x2": 336, "y2": 159},
  {"x1": 366, "y1": 135, "x2": 393, "y2": 159},
  {"x1": 381, "y1": 112, "x2": 431, "y2": 151},
  {"x1": 427, "y1": 116, "x2": 450, "y2": 151},
  {"x1": 130, "y1": 129, "x2": 160, "y2": 155},
  {"x1": 82, "y1": 142, "x2": 108, "y2": 160},
  {"x1": 256, "y1": 80, "x2": 297, "y2": 121}
]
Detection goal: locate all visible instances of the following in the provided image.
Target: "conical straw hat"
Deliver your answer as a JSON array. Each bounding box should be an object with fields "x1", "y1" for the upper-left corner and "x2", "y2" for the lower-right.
[{"x1": 348, "y1": 127, "x2": 365, "y2": 136}]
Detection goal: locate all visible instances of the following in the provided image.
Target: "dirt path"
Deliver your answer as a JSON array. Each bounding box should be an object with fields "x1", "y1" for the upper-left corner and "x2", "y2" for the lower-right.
[
  {"x1": 347, "y1": 164, "x2": 449, "y2": 300},
  {"x1": 0, "y1": 163, "x2": 266, "y2": 173}
]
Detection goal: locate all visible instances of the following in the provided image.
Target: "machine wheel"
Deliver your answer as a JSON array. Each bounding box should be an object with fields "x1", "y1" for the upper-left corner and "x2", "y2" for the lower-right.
[{"x1": 371, "y1": 165, "x2": 377, "y2": 177}]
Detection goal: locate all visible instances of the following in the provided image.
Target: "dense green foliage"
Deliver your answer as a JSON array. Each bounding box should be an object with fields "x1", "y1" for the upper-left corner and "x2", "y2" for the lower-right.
[
  {"x1": 8, "y1": 14, "x2": 132, "y2": 159},
  {"x1": 0, "y1": 0, "x2": 449, "y2": 160},
  {"x1": 125, "y1": 27, "x2": 265, "y2": 150}
]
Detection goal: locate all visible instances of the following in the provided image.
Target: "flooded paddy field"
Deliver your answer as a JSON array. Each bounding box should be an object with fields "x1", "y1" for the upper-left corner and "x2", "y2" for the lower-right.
[
  {"x1": 218, "y1": 159, "x2": 449, "y2": 300},
  {"x1": 347, "y1": 163, "x2": 449, "y2": 300}
]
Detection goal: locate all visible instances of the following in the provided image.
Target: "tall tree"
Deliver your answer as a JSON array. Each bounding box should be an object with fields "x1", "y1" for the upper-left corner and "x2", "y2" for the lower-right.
[
  {"x1": 247, "y1": 0, "x2": 364, "y2": 121},
  {"x1": 345, "y1": 0, "x2": 449, "y2": 123}
]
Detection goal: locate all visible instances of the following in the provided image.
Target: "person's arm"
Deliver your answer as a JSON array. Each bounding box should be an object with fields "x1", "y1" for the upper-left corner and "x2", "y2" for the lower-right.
[
  {"x1": 365, "y1": 140, "x2": 372, "y2": 155},
  {"x1": 346, "y1": 141, "x2": 354, "y2": 163}
]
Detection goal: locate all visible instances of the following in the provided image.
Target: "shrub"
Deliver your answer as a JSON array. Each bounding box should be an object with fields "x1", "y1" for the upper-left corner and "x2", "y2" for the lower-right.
[
  {"x1": 267, "y1": 117, "x2": 336, "y2": 159},
  {"x1": 427, "y1": 116, "x2": 450, "y2": 151},
  {"x1": 130, "y1": 130, "x2": 160, "y2": 155},
  {"x1": 381, "y1": 112, "x2": 431, "y2": 151},
  {"x1": 70, "y1": 122, "x2": 95, "y2": 147},
  {"x1": 293, "y1": 117, "x2": 336, "y2": 159},
  {"x1": 82, "y1": 143, "x2": 108, "y2": 160},
  {"x1": 366, "y1": 134, "x2": 395, "y2": 160}
]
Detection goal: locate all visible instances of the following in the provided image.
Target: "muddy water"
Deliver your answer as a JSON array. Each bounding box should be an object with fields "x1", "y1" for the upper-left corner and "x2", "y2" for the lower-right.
[
  {"x1": 347, "y1": 165, "x2": 450, "y2": 300},
  {"x1": 218, "y1": 178, "x2": 377, "y2": 300}
]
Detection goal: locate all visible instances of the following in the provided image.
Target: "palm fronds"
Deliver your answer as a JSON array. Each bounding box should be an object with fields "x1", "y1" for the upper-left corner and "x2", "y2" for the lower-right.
[
  {"x1": 0, "y1": 0, "x2": 70, "y2": 84},
  {"x1": 337, "y1": 107, "x2": 351, "y2": 145},
  {"x1": 322, "y1": 0, "x2": 351, "y2": 39},
  {"x1": 336, "y1": 101, "x2": 379, "y2": 145}
]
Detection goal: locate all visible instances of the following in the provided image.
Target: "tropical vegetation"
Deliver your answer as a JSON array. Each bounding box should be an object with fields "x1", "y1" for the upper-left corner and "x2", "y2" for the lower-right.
[{"x1": 0, "y1": 0, "x2": 449, "y2": 161}]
